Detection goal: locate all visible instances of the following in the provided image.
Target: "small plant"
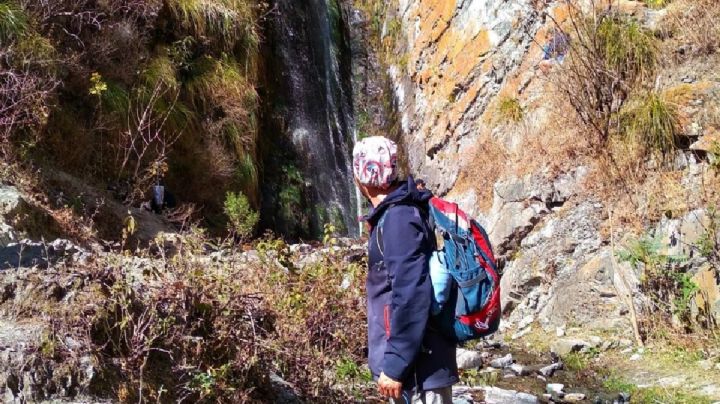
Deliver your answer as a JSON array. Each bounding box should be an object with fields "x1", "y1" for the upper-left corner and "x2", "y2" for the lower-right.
[
  {"x1": 496, "y1": 96, "x2": 524, "y2": 123},
  {"x1": 642, "y1": 0, "x2": 671, "y2": 8},
  {"x1": 334, "y1": 357, "x2": 363, "y2": 381},
  {"x1": 621, "y1": 92, "x2": 680, "y2": 162},
  {"x1": 223, "y1": 191, "x2": 259, "y2": 241},
  {"x1": 597, "y1": 16, "x2": 657, "y2": 84},
  {"x1": 562, "y1": 351, "x2": 595, "y2": 372},
  {"x1": 709, "y1": 141, "x2": 720, "y2": 172},
  {"x1": 461, "y1": 368, "x2": 499, "y2": 386},
  {"x1": 602, "y1": 374, "x2": 637, "y2": 394},
  {"x1": 323, "y1": 223, "x2": 338, "y2": 247},
  {"x1": 89, "y1": 72, "x2": 108, "y2": 96},
  {"x1": 0, "y1": 2, "x2": 28, "y2": 45},
  {"x1": 122, "y1": 211, "x2": 137, "y2": 241},
  {"x1": 619, "y1": 234, "x2": 700, "y2": 333}
]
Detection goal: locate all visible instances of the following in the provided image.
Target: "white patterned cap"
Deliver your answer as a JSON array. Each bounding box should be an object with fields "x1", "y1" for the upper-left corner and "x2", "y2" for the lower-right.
[{"x1": 352, "y1": 136, "x2": 398, "y2": 189}]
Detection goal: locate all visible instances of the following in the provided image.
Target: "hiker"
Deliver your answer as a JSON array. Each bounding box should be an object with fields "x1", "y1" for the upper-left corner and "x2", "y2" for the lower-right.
[
  {"x1": 149, "y1": 179, "x2": 176, "y2": 214},
  {"x1": 538, "y1": 28, "x2": 569, "y2": 74},
  {"x1": 415, "y1": 178, "x2": 427, "y2": 191},
  {"x1": 353, "y1": 136, "x2": 458, "y2": 403}
]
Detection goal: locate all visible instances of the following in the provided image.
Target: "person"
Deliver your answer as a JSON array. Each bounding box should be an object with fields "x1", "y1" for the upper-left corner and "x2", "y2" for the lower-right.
[
  {"x1": 353, "y1": 136, "x2": 458, "y2": 403},
  {"x1": 415, "y1": 178, "x2": 427, "y2": 191},
  {"x1": 149, "y1": 179, "x2": 176, "y2": 214},
  {"x1": 538, "y1": 28, "x2": 569, "y2": 74},
  {"x1": 151, "y1": 182, "x2": 165, "y2": 214}
]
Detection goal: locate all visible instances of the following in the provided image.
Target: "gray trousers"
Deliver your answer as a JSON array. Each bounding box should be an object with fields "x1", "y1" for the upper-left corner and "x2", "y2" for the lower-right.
[{"x1": 390, "y1": 387, "x2": 453, "y2": 404}]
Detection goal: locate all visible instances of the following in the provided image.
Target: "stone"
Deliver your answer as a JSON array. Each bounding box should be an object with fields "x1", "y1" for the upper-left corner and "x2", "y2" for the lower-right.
[
  {"x1": 657, "y1": 375, "x2": 686, "y2": 387},
  {"x1": 546, "y1": 383, "x2": 565, "y2": 395},
  {"x1": 512, "y1": 327, "x2": 532, "y2": 340},
  {"x1": 484, "y1": 387, "x2": 539, "y2": 404},
  {"x1": 509, "y1": 363, "x2": 532, "y2": 376},
  {"x1": 601, "y1": 340, "x2": 619, "y2": 351},
  {"x1": 565, "y1": 393, "x2": 587, "y2": 402},
  {"x1": 539, "y1": 362, "x2": 563, "y2": 377},
  {"x1": 690, "y1": 129, "x2": 720, "y2": 152},
  {"x1": 550, "y1": 339, "x2": 590, "y2": 356},
  {"x1": 588, "y1": 335, "x2": 603, "y2": 348},
  {"x1": 489, "y1": 353, "x2": 513, "y2": 369},
  {"x1": 0, "y1": 319, "x2": 94, "y2": 401},
  {"x1": 517, "y1": 314, "x2": 534, "y2": 330},
  {"x1": 269, "y1": 372, "x2": 302, "y2": 403},
  {"x1": 615, "y1": 392, "x2": 632, "y2": 403},
  {"x1": 0, "y1": 186, "x2": 24, "y2": 217},
  {"x1": 289, "y1": 243, "x2": 312, "y2": 254},
  {"x1": 691, "y1": 263, "x2": 720, "y2": 324},
  {"x1": 456, "y1": 348, "x2": 484, "y2": 370},
  {"x1": 699, "y1": 359, "x2": 716, "y2": 371}
]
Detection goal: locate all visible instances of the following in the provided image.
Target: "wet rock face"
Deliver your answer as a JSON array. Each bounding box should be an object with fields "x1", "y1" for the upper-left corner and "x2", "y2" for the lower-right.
[
  {"x1": 388, "y1": 0, "x2": 548, "y2": 195},
  {"x1": 262, "y1": 0, "x2": 358, "y2": 238}
]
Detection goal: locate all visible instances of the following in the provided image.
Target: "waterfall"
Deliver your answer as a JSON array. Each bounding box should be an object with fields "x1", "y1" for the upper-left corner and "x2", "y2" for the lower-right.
[{"x1": 262, "y1": 0, "x2": 359, "y2": 238}]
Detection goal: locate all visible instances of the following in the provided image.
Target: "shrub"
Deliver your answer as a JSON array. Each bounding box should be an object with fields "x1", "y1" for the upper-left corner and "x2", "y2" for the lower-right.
[
  {"x1": 553, "y1": 4, "x2": 658, "y2": 145},
  {"x1": 642, "y1": 0, "x2": 671, "y2": 9},
  {"x1": 34, "y1": 228, "x2": 376, "y2": 402},
  {"x1": 223, "y1": 191, "x2": 258, "y2": 240},
  {"x1": 496, "y1": 96, "x2": 524, "y2": 123},
  {"x1": 665, "y1": 0, "x2": 720, "y2": 56},
  {"x1": 0, "y1": 2, "x2": 27, "y2": 45},
  {"x1": 621, "y1": 92, "x2": 680, "y2": 162},
  {"x1": 618, "y1": 235, "x2": 699, "y2": 333}
]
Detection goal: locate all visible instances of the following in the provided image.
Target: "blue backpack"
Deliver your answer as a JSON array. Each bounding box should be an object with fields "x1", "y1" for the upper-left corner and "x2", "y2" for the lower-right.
[{"x1": 378, "y1": 197, "x2": 501, "y2": 343}]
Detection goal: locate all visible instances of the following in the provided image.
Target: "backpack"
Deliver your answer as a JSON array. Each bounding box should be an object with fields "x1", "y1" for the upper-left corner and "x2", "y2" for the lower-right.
[
  {"x1": 377, "y1": 197, "x2": 501, "y2": 343},
  {"x1": 426, "y1": 197, "x2": 501, "y2": 343}
]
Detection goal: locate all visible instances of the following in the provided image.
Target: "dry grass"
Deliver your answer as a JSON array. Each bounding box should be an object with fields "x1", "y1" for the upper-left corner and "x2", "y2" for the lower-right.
[
  {"x1": 17, "y1": 231, "x2": 377, "y2": 402},
  {"x1": 663, "y1": 0, "x2": 720, "y2": 58},
  {"x1": 453, "y1": 136, "x2": 508, "y2": 211}
]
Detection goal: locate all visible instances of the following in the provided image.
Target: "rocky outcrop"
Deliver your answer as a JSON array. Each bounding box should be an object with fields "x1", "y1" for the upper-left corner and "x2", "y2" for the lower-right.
[
  {"x1": 386, "y1": 0, "x2": 550, "y2": 195},
  {"x1": 481, "y1": 167, "x2": 588, "y2": 258},
  {"x1": 0, "y1": 185, "x2": 62, "y2": 247},
  {"x1": 373, "y1": 0, "x2": 720, "y2": 349}
]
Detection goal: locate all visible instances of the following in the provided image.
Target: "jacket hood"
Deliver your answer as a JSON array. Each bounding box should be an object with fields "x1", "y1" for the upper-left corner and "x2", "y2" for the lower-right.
[{"x1": 366, "y1": 176, "x2": 432, "y2": 226}]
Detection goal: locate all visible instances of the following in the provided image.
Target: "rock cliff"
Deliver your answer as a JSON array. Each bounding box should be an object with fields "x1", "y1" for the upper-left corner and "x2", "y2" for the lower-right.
[{"x1": 374, "y1": 0, "x2": 720, "y2": 349}]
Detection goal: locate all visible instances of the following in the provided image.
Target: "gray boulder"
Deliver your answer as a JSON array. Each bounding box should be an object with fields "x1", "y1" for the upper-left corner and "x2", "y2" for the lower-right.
[
  {"x1": 456, "y1": 348, "x2": 484, "y2": 370},
  {"x1": 484, "y1": 387, "x2": 538, "y2": 404},
  {"x1": 550, "y1": 339, "x2": 591, "y2": 356}
]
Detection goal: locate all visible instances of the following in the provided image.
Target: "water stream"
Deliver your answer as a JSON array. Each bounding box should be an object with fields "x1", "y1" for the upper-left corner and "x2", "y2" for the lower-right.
[{"x1": 263, "y1": 0, "x2": 359, "y2": 237}]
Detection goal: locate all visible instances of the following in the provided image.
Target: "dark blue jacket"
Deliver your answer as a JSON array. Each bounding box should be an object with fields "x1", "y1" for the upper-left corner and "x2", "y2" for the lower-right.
[{"x1": 365, "y1": 177, "x2": 458, "y2": 392}]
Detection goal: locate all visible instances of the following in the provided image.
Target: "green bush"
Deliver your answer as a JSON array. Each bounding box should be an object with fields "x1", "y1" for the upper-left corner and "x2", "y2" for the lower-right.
[
  {"x1": 0, "y1": 2, "x2": 27, "y2": 45},
  {"x1": 597, "y1": 16, "x2": 657, "y2": 84},
  {"x1": 496, "y1": 96, "x2": 524, "y2": 123},
  {"x1": 642, "y1": 0, "x2": 671, "y2": 9},
  {"x1": 619, "y1": 235, "x2": 699, "y2": 331},
  {"x1": 621, "y1": 92, "x2": 680, "y2": 161},
  {"x1": 555, "y1": 7, "x2": 658, "y2": 144},
  {"x1": 223, "y1": 191, "x2": 258, "y2": 240}
]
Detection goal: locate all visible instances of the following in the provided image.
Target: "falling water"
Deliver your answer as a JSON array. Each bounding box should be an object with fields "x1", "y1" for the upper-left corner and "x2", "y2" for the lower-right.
[{"x1": 263, "y1": 0, "x2": 359, "y2": 237}]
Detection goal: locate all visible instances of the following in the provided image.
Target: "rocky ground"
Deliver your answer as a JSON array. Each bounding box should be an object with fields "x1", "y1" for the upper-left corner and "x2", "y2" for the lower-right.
[{"x1": 1, "y1": 182, "x2": 718, "y2": 403}]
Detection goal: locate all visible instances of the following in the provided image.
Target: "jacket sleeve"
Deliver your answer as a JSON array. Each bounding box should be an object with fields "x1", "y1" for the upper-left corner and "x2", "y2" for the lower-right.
[{"x1": 381, "y1": 205, "x2": 432, "y2": 381}]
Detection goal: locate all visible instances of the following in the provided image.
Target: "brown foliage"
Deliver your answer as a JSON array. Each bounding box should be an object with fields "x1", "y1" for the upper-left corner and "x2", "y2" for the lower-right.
[{"x1": 48, "y1": 232, "x2": 375, "y2": 402}]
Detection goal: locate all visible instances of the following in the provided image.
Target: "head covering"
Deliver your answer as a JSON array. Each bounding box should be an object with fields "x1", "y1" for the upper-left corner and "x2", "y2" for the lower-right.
[{"x1": 353, "y1": 136, "x2": 398, "y2": 189}]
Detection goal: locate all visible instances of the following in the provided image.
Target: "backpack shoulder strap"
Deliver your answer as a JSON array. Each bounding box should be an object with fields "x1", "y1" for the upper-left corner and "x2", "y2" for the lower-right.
[{"x1": 376, "y1": 201, "x2": 434, "y2": 257}]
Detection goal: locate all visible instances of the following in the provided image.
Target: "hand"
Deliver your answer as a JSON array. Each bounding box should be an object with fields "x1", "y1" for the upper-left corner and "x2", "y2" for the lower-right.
[{"x1": 377, "y1": 372, "x2": 403, "y2": 399}]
